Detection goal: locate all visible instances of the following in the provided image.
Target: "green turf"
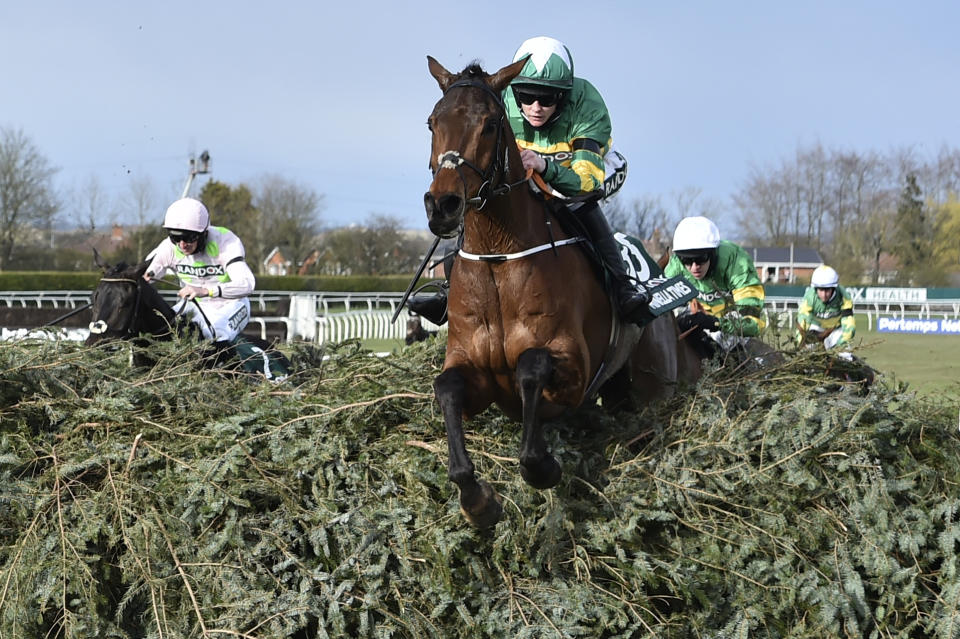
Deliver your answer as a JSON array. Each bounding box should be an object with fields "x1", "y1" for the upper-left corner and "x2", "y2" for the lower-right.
[{"x1": 850, "y1": 317, "x2": 960, "y2": 399}]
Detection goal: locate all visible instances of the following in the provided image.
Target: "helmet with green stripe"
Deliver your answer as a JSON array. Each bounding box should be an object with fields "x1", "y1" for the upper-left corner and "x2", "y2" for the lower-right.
[
  {"x1": 510, "y1": 36, "x2": 574, "y2": 124},
  {"x1": 512, "y1": 36, "x2": 575, "y2": 91}
]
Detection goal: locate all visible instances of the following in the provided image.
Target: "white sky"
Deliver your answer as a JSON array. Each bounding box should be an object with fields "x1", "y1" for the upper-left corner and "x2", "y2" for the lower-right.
[{"x1": 4, "y1": 1, "x2": 960, "y2": 239}]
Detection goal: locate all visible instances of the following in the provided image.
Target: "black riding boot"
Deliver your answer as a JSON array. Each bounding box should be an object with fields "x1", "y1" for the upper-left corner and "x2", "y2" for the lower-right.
[
  {"x1": 579, "y1": 203, "x2": 651, "y2": 324},
  {"x1": 406, "y1": 281, "x2": 449, "y2": 326}
]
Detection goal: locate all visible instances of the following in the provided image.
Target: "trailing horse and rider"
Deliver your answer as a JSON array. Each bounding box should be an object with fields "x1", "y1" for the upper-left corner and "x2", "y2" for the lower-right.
[{"x1": 86, "y1": 197, "x2": 290, "y2": 382}]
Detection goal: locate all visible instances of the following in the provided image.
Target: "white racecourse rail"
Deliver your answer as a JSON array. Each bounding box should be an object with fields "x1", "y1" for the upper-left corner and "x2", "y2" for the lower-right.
[
  {"x1": 0, "y1": 290, "x2": 443, "y2": 344},
  {"x1": 4, "y1": 289, "x2": 958, "y2": 343}
]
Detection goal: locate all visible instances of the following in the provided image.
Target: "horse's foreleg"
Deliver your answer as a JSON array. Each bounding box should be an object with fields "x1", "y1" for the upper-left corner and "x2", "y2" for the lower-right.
[
  {"x1": 516, "y1": 348, "x2": 562, "y2": 489},
  {"x1": 434, "y1": 368, "x2": 502, "y2": 528}
]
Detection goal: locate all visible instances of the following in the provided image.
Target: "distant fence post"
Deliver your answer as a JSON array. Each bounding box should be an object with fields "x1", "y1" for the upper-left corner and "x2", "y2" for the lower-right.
[{"x1": 289, "y1": 294, "x2": 318, "y2": 340}]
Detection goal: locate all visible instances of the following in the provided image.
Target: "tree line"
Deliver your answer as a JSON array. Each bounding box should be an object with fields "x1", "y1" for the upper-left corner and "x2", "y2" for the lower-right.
[
  {"x1": 0, "y1": 127, "x2": 432, "y2": 276},
  {"x1": 733, "y1": 144, "x2": 960, "y2": 285},
  {"x1": 2, "y1": 126, "x2": 958, "y2": 285}
]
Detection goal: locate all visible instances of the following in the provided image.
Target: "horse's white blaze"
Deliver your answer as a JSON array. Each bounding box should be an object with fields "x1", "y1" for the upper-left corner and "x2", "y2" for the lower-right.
[
  {"x1": 438, "y1": 151, "x2": 464, "y2": 170},
  {"x1": 88, "y1": 320, "x2": 108, "y2": 334}
]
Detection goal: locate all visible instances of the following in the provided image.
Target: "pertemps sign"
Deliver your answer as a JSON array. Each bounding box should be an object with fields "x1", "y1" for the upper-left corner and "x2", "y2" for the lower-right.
[{"x1": 877, "y1": 317, "x2": 960, "y2": 335}]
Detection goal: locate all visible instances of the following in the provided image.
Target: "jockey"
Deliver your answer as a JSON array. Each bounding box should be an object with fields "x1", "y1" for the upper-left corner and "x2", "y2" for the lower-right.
[
  {"x1": 796, "y1": 265, "x2": 856, "y2": 349},
  {"x1": 407, "y1": 36, "x2": 649, "y2": 326},
  {"x1": 664, "y1": 216, "x2": 766, "y2": 358},
  {"x1": 143, "y1": 197, "x2": 256, "y2": 343}
]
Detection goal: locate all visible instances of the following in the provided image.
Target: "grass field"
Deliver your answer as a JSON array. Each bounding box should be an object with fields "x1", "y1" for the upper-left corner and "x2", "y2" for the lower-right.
[{"x1": 849, "y1": 315, "x2": 960, "y2": 400}]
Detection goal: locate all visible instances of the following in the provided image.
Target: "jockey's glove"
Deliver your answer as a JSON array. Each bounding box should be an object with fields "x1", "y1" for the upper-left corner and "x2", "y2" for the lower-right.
[
  {"x1": 678, "y1": 312, "x2": 720, "y2": 333},
  {"x1": 178, "y1": 285, "x2": 208, "y2": 300}
]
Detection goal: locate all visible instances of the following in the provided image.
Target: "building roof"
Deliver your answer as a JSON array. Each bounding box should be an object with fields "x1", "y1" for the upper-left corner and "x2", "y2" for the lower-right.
[{"x1": 742, "y1": 246, "x2": 823, "y2": 266}]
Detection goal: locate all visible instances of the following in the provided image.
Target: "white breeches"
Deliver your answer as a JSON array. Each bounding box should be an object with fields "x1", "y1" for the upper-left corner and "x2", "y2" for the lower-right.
[{"x1": 173, "y1": 297, "x2": 250, "y2": 342}]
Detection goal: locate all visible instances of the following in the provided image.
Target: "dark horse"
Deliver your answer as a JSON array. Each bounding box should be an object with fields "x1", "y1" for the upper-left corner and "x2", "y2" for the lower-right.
[
  {"x1": 86, "y1": 251, "x2": 290, "y2": 379},
  {"x1": 424, "y1": 56, "x2": 699, "y2": 528},
  {"x1": 86, "y1": 255, "x2": 178, "y2": 346}
]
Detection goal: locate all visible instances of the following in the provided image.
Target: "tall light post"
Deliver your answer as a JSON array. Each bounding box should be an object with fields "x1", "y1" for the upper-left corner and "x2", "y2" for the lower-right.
[{"x1": 181, "y1": 150, "x2": 211, "y2": 198}]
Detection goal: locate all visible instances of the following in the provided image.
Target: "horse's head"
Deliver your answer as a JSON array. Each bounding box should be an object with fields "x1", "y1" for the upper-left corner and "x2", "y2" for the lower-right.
[
  {"x1": 424, "y1": 56, "x2": 527, "y2": 238},
  {"x1": 86, "y1": 251, "x2": 171, "y2": 345}
]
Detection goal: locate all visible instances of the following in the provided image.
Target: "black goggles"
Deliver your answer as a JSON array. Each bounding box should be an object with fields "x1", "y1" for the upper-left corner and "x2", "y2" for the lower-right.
[
  {"x1": 513, "y1": 87, "x2": 564, "y2": 107},
  {"x1": 168, "y1": 230, "x2": 201, "y2": 244},
  {"x1": 678, "y1": 253, "x2": 711, "y2": 266}
]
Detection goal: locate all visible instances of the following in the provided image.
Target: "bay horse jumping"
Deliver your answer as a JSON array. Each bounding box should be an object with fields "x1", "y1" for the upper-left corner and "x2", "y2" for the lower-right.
[
  {"x1": 86, "y1": 251, "x2": 290, "y2": 379},
  {"x1": 424, "y1": 56, "x2": 697, "y2": 528}
]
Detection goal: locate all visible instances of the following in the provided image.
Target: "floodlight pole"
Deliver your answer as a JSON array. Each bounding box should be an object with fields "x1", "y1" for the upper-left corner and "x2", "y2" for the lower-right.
[{"x1": 181, "y1": 149, "x2": 211, "y2": 198}]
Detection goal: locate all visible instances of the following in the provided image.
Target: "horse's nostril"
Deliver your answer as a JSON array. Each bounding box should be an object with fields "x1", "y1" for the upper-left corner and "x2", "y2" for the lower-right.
[
  {"x1": 437, "y1": 194, "x2": 463, "y2": 217},
  {"x1": 423, "y1": 192, "x2": 437, "y2": 217}
]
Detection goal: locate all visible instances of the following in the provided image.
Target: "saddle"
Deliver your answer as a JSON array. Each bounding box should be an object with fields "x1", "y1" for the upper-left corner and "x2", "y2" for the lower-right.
[{"x1": 543, "y1": 198, "x2": 696, "y2": 325}]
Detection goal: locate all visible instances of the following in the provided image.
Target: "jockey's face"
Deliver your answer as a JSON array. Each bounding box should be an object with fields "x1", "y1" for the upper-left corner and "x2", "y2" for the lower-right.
[
  {"x1": 679, "y1": 253, "x2": 711, "y2": 280},
  {"x1": 519, "y1": 100, "x2": 558, "y2": 128},
  {"x1": 816, "y1": 287, "x2": 835, "y2": 303},
  {"x1": 169, "y1": 230, "x2": 202, "y2": 255},
  {"x1": 176, "y1": 237, "x2": 200, "y2": 255}
]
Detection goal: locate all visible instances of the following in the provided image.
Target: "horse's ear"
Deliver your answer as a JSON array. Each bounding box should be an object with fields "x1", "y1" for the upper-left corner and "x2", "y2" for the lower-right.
[
  {"x1": 93, "y1": 247, "x2": 111, "y2": 272},
  {"x1": 657, "y1": 248, "x2": 671, "y2": 270},
  {"x1": 488, "y1": 55, "x2": 529, "y2": 93},
  {"x1": 133, "y1": 259, "x2": 151, "y2": 280},
  {"x1": 427, "y1": 55, "x2": 456, "y2": 92}
]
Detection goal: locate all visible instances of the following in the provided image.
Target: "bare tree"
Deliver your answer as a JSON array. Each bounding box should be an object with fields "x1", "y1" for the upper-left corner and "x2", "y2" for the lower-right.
[
  {"x1": 254, "y1": 175, "x2": 324, "y2": 273},
  {"x1": 125, "y1": 174, "x2": 156, "y2": 260},
  {"x1": 74, "y1": 174, "x2": 114, "y2": 233},
  {"x1": 0, "y1": 128, "x2": 59, "y2": 269}
]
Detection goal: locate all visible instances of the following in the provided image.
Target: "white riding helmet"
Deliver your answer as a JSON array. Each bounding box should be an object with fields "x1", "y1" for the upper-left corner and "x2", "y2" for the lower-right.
[
  {"x1": 811, "y1": 265, "x2": 839, "y2": 288},
  {"x1": 163, "y1": 198, "x2": 209, "y2": 232},
  {"x1": 673, "y1": 216, "x2": 721, "y2": 252}
]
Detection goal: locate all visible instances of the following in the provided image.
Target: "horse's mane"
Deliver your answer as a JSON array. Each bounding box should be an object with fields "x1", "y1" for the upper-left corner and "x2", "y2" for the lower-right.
[{"x1": 104, "y1": 262, "x2": 135, "y2": 278}]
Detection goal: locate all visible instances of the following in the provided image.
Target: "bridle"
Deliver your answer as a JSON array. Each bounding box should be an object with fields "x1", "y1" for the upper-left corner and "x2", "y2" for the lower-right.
[
  {"x1": 88, "y1": 276, "x2": 146, "y2": 339},
  {"x1": 432, "y1": 78, "x2": 528, "y2": 210}
]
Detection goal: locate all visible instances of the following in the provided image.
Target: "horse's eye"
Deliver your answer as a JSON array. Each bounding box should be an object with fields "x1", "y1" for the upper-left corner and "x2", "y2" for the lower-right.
[
  {"x1": 426, "y1": 119, "x2": 434, "y2": 133},
  {"x1": 482, "y1": 119, "x2": 497, "y2": 135}
]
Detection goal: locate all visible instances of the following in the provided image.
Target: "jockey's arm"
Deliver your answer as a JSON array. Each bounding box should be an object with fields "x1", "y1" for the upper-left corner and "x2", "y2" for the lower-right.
[
  {"x1": 143, "y1": 250, "x2": 170, "y2": 282},
  {"x1": 536, "y1": 138, "x2": 606, "y2": 197},
  {"x1": 217, "y1": 258, "x2": 256, "y2": 299},
  {"x1": 718, "y1": 259, "x2": 766, "y2": 337},
  {"x1": 835, "y1": 296, "x2": 856, "y2": 347},
  {"x1": 795, "y1": 294, "x2": 815, "y2": 342},
  {"x1": 719, "y1": 302, "x2": 765, "y2": 337}
]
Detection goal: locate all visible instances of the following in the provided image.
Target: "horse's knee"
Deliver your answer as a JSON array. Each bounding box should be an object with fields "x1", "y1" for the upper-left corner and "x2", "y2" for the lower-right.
[
  {"x1": 516, "y1": 348, "x2": 552, "y2": 392},
  {"x1": 434, "y1": 368, "x2": 465, "y2": 400}
]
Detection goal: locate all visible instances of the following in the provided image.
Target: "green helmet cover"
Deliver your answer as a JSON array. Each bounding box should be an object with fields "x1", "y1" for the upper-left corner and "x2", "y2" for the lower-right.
[{"x1": 512, "y1": 36, "x2": 574, "y2": 91}]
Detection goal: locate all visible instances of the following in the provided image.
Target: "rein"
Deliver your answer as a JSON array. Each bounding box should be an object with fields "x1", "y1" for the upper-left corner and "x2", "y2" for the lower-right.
[{"x1": 435, "y1": 78, "x2": 529, "y2": 210}]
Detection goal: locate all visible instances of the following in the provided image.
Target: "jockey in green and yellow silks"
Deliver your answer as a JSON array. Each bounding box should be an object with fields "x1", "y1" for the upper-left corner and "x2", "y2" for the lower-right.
[
  {"x1": 504, "y1": 65, "x2": 611, "y2": 196},
  {"x1": 664, "y1": 216, "x2": 766, "y2": 359},
  {"x1": 797, "y1": 265, "x2": 856, "y2": 349},
  {"x1": 407, "y1": 35, "x2": 647, "y2": 326}
]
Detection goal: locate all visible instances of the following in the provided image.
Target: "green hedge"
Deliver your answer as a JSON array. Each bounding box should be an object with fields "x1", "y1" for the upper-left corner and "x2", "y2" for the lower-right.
[{"x1": 0, "y1": 272, "x2": 438, "y2": 292}]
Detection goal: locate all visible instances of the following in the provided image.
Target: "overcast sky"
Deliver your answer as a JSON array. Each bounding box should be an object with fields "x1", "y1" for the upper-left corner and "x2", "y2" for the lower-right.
[{"x1": 4, "y1": 1, "x2": 959, "y2": 240}]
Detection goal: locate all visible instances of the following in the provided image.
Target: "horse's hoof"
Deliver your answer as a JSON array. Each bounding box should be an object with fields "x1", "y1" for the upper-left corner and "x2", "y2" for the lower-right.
[
  {"x1": 519, "y1": 454, "x2": 562, "y2": 489},
  {"x1": 460, "y1": 480, "x2": 503, "y2": 529}
]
